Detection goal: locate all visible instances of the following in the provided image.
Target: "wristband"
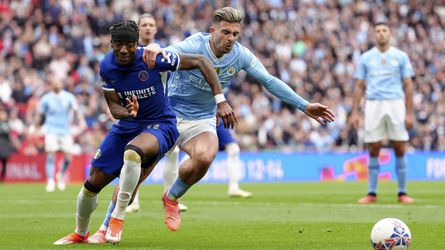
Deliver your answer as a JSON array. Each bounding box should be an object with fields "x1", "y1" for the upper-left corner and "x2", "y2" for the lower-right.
[{"x1": 215, "y1": 94, "x2": 226, "y2": 104}]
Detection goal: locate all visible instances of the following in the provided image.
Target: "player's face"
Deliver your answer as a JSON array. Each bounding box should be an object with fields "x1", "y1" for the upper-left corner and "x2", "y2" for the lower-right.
[
  {"x1": 139, "y1": 17, "x2": 157, "y2": 42},
  {"x1": 374, "y1": 25, "x2": 391, "y2": 46},
  {"x1": 52, "y1": 79, "x2": 63, "y2": 92},
  {"x1": 111, "y1": 41, "x2": 138, "y2": 65},
  {"x1": 210, "y1": 21, "x2": 241, "y2": 56}
]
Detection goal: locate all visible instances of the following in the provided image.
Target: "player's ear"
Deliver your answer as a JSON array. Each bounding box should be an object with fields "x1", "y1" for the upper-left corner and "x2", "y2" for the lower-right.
[{"x1": 209, "y1": 25, "x2": 215, "y2": 34}]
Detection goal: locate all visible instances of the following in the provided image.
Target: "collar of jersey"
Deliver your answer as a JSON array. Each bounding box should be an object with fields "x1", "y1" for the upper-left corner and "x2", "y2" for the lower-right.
[{"x1": 206, "y1": 39, "x2": 226, "y2": 62}]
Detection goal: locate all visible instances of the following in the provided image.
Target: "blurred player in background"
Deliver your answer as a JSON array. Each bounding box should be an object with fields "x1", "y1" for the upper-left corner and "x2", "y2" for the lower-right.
[
  {"x1": 55, "y1": 19, "x2": 234, "y2": 245},
  {"x1": 0, "y1": 108, "x2": 16, "y2": 182},
  {"x1": 142, "y1": 7, "x2": 334, "y2": 232},
  {"x1": 350, "y1": 22, "x2": 415, "y2": 204},
  {"x1": 32, "y1": 77, "x2": 85, "y2": 192}
]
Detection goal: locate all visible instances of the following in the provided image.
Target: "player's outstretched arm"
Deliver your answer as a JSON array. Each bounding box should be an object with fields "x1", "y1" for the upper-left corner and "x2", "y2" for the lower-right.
[
  {"x1": 178, "y1": 54, "x2": 238, "y2": 129},
  {"x1": 103, "y1": 90, "x2": 139, "y2": 119},
  {"x1": 244, "y1": 52, "x2": 334, "y2": 125}
]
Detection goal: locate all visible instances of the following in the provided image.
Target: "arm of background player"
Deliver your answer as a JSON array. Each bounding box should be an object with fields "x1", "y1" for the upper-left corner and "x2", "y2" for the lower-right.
[
  {"x1": 178, "y1": 53, "x2": 238, "y2": 129},
  {"x1": 244, "y1": 55, "x2": 334, "y2": 125},
  {"x1": 103, "y1": 90, "x2": 138, "y2": 119},
  {"x1": 350, "y1": 79, "x2": 365, "y2": 129},
  {"x1": 71, "y1": 96, "x2": 87, "y2": 130},
  {"x1": 403, "y1": 77, "x2": 414, "y2": 129}
]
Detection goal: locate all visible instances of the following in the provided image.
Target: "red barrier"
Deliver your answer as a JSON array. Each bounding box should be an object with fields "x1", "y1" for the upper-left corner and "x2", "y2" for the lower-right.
[{"x1": 3, "y1": 153, "x2": 92, "y2": 183}]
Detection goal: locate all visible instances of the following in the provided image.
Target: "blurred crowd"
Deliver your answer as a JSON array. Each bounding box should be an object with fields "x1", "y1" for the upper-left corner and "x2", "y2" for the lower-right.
[{"x1": 0, "y1": 0, "x2": 444, "y2": 154}]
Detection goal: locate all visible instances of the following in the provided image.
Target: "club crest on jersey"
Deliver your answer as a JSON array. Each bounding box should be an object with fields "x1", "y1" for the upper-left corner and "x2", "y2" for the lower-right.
[
  {"x1": 227, "y1": 66, "x2": 236, "y2": 76},
  {"x1": 138, "y1": 70, "x2": 149, "y2": 81},
  {"x1": 390, "y1": 59, "x2": 399, "y2": 66}
]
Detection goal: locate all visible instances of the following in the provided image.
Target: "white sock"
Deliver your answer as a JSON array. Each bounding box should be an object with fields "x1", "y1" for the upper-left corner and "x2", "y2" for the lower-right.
[
  {"x1": 75, "y1": 187, "x2": 98, "y2": 237},
  {"x1": 132, "y1": 190, "x2": 140, "y2": 206},
  {"x1": 112, "y1": 150, "x2": 141, "y2": 220},
  {"x1": 226, "y1": 143, "x2": 241, "y2": 192},
  {"x1": 163, "y1": 146, "x2": 180, "y2": 192}
]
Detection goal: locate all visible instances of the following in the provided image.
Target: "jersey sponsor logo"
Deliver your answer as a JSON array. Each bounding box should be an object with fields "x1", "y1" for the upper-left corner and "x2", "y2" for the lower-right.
[
  {"x1": 227, "y1": 66, "x2": 236, "y2": 76},
  {"x1": 161, "y1": 52, "x2": 177, "y2": 67},
  {"x1": 94, "y1": 149, "x2": 101, "y2": 159},
  {"x1": 215, "y1": 67, "x2": 220, "y2": 75},
  {"x1": 138, "y1": 70, "x2": 149, "y2": 81}
]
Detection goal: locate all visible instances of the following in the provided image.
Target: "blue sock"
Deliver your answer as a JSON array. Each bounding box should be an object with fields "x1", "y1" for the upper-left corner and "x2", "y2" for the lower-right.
[
  {"x1": 396, "y1": 156, "x2": 407, "y2": 194},
  {"x1": 45, "y1": 154, "x2": 55, "y2": 179},
  {"x1": 368, "y1": 157, "x2": 379, "y2": 194},
  {"x1": 62, "y1": 157, "x2": 71, "y2": 174},
  {"x1": 168, "y1": 177, "x2": 191, "y2": 200},
  {"x1": 100, "y1": 201, "x2": 116, "y2": 230}
]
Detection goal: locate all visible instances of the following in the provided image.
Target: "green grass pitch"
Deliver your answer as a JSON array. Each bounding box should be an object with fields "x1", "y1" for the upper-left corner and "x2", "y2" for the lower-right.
[{"x1": 1, "y1": 181, "x2": 444, "y2": 249}]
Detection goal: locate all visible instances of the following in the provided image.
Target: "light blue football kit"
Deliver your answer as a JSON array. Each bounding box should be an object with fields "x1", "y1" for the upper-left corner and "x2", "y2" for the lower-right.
[
  {"x1": 354, "y1": 46, "x2": 414, "y2": 195},
  {"x1": 354, "y1": 46, "x2": 414, "y2": 100},
  {"x1": 39, "y1": 90, "x2": 78, "y2": 136},
  {"x1": 167, "y1": 32, "x2": 309, "y2": 120}
]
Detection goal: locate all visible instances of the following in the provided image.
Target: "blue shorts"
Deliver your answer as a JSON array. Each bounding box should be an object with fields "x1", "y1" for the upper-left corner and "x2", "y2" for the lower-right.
[
  {"x1": 91, "y1": 121, "x2": 179, "y2": 176},
  {"x1": 216, "y1": 118, "x2": 235, "y2": 151}
]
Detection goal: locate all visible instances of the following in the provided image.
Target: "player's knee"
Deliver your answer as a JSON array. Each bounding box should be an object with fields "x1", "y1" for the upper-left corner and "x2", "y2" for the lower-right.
[
  {"x1": 225, "y1": 143, "x2": 240, "y2": 157},
  {"x1": 82, "y1": 180, "x2": 101, "y2": 197},
  {"x1": 124, "y1": 145, "x2": 143, "y2": 164},
  {"x1": 194, "y1": 151, "x2": 215, "y2": 168}
]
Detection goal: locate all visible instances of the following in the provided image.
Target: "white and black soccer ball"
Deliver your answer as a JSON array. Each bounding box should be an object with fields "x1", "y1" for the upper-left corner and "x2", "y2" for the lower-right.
[{"x1": 370, "y1": 218, "x2": 411, "y2": 250}]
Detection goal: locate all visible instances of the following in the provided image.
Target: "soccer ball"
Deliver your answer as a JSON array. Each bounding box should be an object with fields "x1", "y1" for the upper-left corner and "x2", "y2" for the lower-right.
[{"x1": 370, "y1": 218, "x2": 411, "y2": 250}]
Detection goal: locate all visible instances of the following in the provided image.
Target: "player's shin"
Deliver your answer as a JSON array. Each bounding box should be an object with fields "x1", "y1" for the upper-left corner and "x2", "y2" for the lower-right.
[
  {"x1": 112, "y1": 149, "x2": 142, "y2": 220},
  {"x1": 226, "y1": 143, "x2": 241, "y2": 191},
  {"x1": 368, "y1": 157, "x2": 380, "y2": 194},
  {"x1": 76, "y1": 186, "x2": 99, "y2": 237},
  {"x1": 163, "y1": 146, "x2": 180, "y2": 192},
  {"x1": 99, "y1": 201, "x2": 116, "y2": 231},
  {"x1": 168, "y1": 177, "x2": 191, "y2": 201},
  {"x1": 396, "y1": 156, "x2": 407, "y2": 194}
]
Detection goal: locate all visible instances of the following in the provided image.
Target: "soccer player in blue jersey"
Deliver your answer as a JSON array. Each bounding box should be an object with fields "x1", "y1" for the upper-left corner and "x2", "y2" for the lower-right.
[
  {"x1": 350, "y1": 22, "x2": 415, "y2": 204},
  {"x1": 142, "y1": 7, "x2": 335, "y2": 232},
  {"x1": 54, "y1": 19, "x2": 236, "y2": 245},
  {"x1": 33, "y1": 77, "x2": 85, "y2": 192}
]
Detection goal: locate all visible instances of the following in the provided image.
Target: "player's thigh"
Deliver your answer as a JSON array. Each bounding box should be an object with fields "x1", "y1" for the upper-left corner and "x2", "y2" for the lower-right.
[
  {"x1": 176, "y1": 117, "x2": 217, "y2": 148},
  {"x1": 128, "y1": 132, "x2": 160, "y2": 161},
  {"x1": 44, "y1": 134, "x2": 59, "y2": 153},
  {"x1": 182, "y1": 132, "x2": 219, "y2": 160},
  {"x1": 364, "y1": 100, "x2": 386, "y2": 143},
  {"x1": 387, "y1": 99, "x2": 409, "y2": 142},
  {"x1": 91, "y1": 130, "x2": 138, "y2": 176},
  {"x1": 128, "y1": 121, "x2": 179, "y2": 168},
  {"x1": 60, "y1": 135, "x2": 74, "y2": 155}
]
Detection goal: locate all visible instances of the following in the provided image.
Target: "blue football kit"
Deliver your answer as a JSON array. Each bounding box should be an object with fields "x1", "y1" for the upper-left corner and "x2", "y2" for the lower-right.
[{"x1": 91, "y1": 48, "x2": 180, "y2": 176}]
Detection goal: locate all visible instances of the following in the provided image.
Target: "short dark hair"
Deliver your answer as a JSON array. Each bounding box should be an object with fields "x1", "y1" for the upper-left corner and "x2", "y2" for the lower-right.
[
  {"x1": 110, "y1": 20, "x2": 139, "y2": 42},
  {"x1": 374, "y1": 22, "x2": 390, "y2": 29}
]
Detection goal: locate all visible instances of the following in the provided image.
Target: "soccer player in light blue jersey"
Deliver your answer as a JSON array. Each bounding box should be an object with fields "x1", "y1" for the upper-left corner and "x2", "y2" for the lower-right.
[
  {"x1": 54, "y1": 19, "x2": 235, "y2": 245},
  {"x1": 142, "y1": 7, "x2": 335, "y2": 232},
  {"x1": 350, "y1": 22, "x2": 415, "y2": 204},
  {"x1": 33, "y1": 77, "x2": 85, "y2": 192}
]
